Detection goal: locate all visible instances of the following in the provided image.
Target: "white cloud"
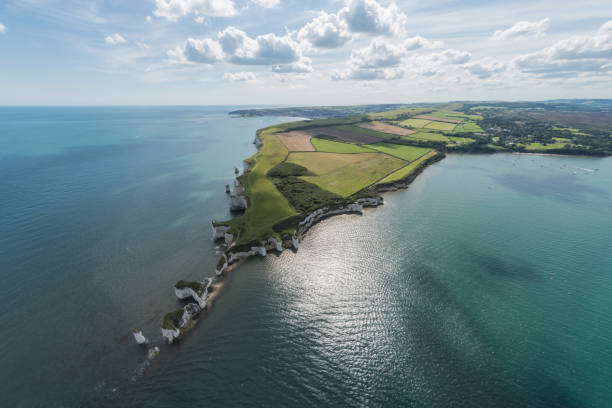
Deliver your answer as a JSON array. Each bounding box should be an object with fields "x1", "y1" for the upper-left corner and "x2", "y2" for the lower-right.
[
  {"x1": 272, "y1": 57, "x2": 313, "y2": 73},
  {"x1": 465, "y1": 57, "x2": 505, "y2": 79},
  {"x1": 223, "y1": 71, "x2": 256, "y2": 81},
  {"x1": 513, "y1": 19, "x2": 612, "y2": 78},
  {"x1": 146, "y1": 15, "x2": 152, "y2": 23},
  {"x1": 406, "y1": 49, "x2": 472, "y2": 77},
  {"x1": 492, "y1": 18, "x2": 549, "y2": 40},
  {"x1": 251, "y1": 0, "x2": 279, "y2": 7},
  {"x1": 333, "y1": 37, "x2": 445, "y2": 80},
  {"x1": 172, "y1": 26, "x2": 303, "y2": 68},
  {"x1": 298, "y1": 12, "x2": 351, "y2": 49},
  {"x1": 0, "y1": 23, "x2": 5, "y2": 34},
  {"x1": 299, "y1": 0, "x2": 409, "y2": 50},
  {"x1": 105, "y1": 33, "x2": 126, "y2": 45},
  {"x1": 154, "y1": 0, "x2": 237, "y2": 21},
  {"x1": 340, "y1": 0, "x2": 407, "y2": 36}
]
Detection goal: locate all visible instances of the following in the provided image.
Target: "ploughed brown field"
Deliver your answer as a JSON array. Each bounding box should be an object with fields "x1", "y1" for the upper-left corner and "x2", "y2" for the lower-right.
[
  {"x1": 414, "y1": 115, "x2": 461, "y2": 124},
  {"x1": 357, "y1": 121, "x2": 415, "y2": 136},
  {"x1": 305, "y1": 127, "x2": 382, "y2": 144},
  {"x1": 276, "y1": 131, "x2": 315, "y2": 151}
]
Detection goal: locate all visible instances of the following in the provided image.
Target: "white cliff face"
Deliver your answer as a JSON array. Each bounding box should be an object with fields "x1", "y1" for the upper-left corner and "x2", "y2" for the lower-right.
[
  {"x1": 267, "y1": 237, "x2": 283, "y2": 252},
  {"x1": 228, "y1": 245, "x2": 267, "y2": 263},
  {"x1": 253, "y1": 135, "x2": 263, "y2": 148},
  {"x1": 212, "y1": 225, "x2": 230, "y2": 240},
  {"x1": 243, "y1": 160, "x2": 252, "y2": 173},
  {"x1": 174, "y1": 287, "x2": 207, "y2": 309},
  {"x1": 133, "y1": 330, "x2": 147, "y2": 345},
  {"x1": 224, "y1": 232, "x2": 234, "y2": 246},
  {"x1": 298, "y1": 204, "x2": 363, "y2": 231},
  {"x1": 292, "y1": 236, "x2": 299, "y2": 249},
  {"x1": 234, "y1": 178, "x2": 245, "y2": 195},
  {"x1": 162, "y1": 327, "x2": 180, "y2": 343},
  {"x1": 230, "y1": 194, "x2": 248, "y2": 211}
]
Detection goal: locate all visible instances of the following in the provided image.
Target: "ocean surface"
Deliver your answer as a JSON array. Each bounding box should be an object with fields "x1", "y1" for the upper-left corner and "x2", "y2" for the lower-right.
[{"x1": 1, "y1": 107, "x2": 611, "y2": 407}]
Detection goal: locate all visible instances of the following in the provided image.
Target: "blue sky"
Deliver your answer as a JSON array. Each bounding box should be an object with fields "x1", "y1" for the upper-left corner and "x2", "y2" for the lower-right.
[{"x1": 1, "y1": 0, "x2": 611, "y2": 105}]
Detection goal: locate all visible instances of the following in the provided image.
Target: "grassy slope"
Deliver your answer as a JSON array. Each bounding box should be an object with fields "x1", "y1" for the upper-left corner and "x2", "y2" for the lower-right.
[
  {"x1": 454, "y1": 122, "x2": 483, "y2": 132},
  {"x1": 365, "y1": 143, "x2": 432, "y2": 161},
  {"x1": 231, "y1": 127, "x2": 297, "y2": 244},
  {"x1": 379, "y1": 151, "x2": 439, "y2": 183},
  {"x1": 301, "y1": 154, "x2": 405, "y2": 197},
  {"x1": 524, "y1": 142, "x2": 571, "y2": 150},
  {"x1": 402, "y1": 131, "x2": 449, "y2": 142},
  {"x1": 311, "y1": 137, "x2": 375, "y2": 153}
]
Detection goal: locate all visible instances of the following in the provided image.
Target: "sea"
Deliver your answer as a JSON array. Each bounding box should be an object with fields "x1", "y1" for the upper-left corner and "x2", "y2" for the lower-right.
[{"x1": 0, "y1": 106, "x2": 611, "y2": 408}]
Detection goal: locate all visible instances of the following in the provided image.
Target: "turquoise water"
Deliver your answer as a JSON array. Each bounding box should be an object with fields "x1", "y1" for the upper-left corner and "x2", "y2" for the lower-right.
[{"x1": 1, "y1": 108, "x2": 611, "y2": 407}]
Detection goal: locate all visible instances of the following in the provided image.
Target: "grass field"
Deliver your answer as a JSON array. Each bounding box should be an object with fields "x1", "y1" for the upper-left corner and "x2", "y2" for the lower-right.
[
  {"x1": 229, "y1": 128, "x2": 297, "y2": 243},
  {"x1": 428, "y1": 111, "x2": 483, "y2": 121},
  {"x1": 357, "y1": 121, "x2": 415, "y2": 136},
  {"x1": 286, "y1": 152, "x2": 371, "y2": 174},
  {"x1": 454, "y1": 122, "x2": 483, "y2": 133},
  {"x1": 553, "y1": 137, "x2": 572, "y2": 143},
  {"x1": 364, "y1": 143, "x2": 431, "y2": 162},
  {"x1": 425, "y1": 121, "x2": 457, "y2": 131},
  {"x1": 378, "y1": 151, "x2": 438, "y2": 183},
  {"x1": 448, "y1": 136, "x2": 475, "y2": 144},
  {"x1": 403, "y1": 131, "x2": 449, "y2": 142},
  {"x1": 368, "y1": 108, "x2": 429, "y2": 120},
  {"x1": 524, "y1": 142, "x2": 570, "y2": 150},
  {"x1": 311, "y1": 137, "x2": 375, "y2": 153},
  {"x1": 334, "y1": 124, "x2": 397, "y2": 140},
  {"x1": 301, "y1": 153, "x2": 405, "y2": 197},
  {"x1": 399, "y1": 118, "x2": 431, "y2": 128},
  {"x1": 488, "y1": 144, "x2": 508, "y2": 151}
]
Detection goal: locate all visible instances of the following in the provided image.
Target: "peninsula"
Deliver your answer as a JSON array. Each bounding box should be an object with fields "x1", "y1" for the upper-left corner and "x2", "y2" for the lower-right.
[{"x1": 160, "y1": 100, "x2": 612, "y2": 343}]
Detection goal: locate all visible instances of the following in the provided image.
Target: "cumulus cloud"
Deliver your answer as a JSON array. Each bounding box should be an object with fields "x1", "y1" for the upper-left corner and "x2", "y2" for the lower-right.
[
  {"x1": 154, "y1": 0, "x2": 237, "y2": 21},
  {"x1": 340, "y1": 0, "x2": 406, "y2": 36},
  {"x1": 251, "y1": 0, "x2": 279, "y2": 7},
  {"x1": 492, "y1": 18, "x2": 549, "y2": 40},
  {"x1": 465, "y1": 57, "x2": 505, "y2": 79},
  {"x1": 223, "y1": 71, "x2": 256, "y2": 81},
  {"x1": 513, "y1": 19, "x2": 612, "y2": 78},
  {"x1": 105, "y1": 33, "x2": 126, "y2": 45},
  {"x1": 407, "y1": 49, "x2": 472, "y2": 77},
  {"x1": 0, "y1": 23, "x2": 6, "y2": 34},
  {"x1": 333, "y1": 37, "x2": 444, "y2": 80},
  {"x1": 171, "y1": 26, "x2": 309, "y2": 73},
  {"x1": 298, "y1": 12, "x2": 351, "y2": 49},
  {"x1": 299, "y1": 0, "x2": 408, "y2": 50}
]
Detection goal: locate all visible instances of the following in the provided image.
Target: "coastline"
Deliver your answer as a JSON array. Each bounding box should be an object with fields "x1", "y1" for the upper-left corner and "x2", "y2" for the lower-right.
[{"x1": 158, "y1": 126, "x2": 446, "y2": 344}]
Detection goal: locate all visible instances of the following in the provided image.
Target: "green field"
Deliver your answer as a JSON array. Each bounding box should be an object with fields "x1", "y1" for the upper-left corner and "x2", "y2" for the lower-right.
[
  {"x1": 287, "y1": 152, "x2": 370, "y2": 175},
  {"x1": 487, "y1": 144, "x2": 508, "y2": 151},
  {"x1": 399, "y1": 118, "x2": 431, "y2": 128},
  {"x1": 311, "y1": 137, "x2": 375, "y2": 153},
  {"x1": 404, "y1": 131, "x2": 449, "y2": 142},
  {"x1": 425, "y1": 121, "x2": 457, "y2": 131},
  {"x1": 454, "y1": 121, "x2": 483, "y2": 133},
  {"x1": 368, "y1": 108, "x2": 429, "y2": 120},
  {"x1": 364, "y1": 143, "x2": 431, "y2": 162},
  {"x1": 301, "y1": 153, "x2": 405, "y2": 197},
  {"x1": 428, "y1": 111, "x2": 483, "y2": 121},
  {"x1": 524, "y1": 142, "x2": 571, "y2": 151},
  {"x1": 552, "y1": 137, "x2": 572, "y2": 143},
  {"x1": 378, "y1": 151, "x2": 439, "y2": 183},
  {"x1": 448, "y1": 136, "x2": 475, "y2": 144}
]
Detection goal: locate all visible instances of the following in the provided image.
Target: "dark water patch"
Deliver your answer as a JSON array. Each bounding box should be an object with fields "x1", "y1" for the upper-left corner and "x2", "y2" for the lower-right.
[{"x1": 460, "y1": 245, "x2": 541, "y2": 281}]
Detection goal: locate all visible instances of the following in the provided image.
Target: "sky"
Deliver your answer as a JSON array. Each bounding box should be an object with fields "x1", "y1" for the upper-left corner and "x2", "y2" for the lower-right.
[{"x1": 1, "y1": 0, "x2": 611, "y2": 105}]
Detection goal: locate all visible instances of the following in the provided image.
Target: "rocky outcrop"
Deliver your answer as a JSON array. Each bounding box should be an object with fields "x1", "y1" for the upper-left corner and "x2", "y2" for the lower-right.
[
  {"x1": 230, "y1": 194, "x2": 248, "y2": 211},
  {"x1": 216, "y1": 253, "x2": 228, "y2": 276},
  {"x1": 253, "y1": 135, "x2": 263, "y2": 148},
  {"x1": 356, "y1": 196, "x2": 384, "y2": 207},
  {"x1": 133, "y1": 330, "x2": 147, "y2": 345},
  {"x1": 266, "y1": 237, "x2": 283, "y2": 252},
  {"x1": 243, "y1": 160, "x2": 253, "y2": 173},
  {"x1": 161, "y1": 303, "x2": 202, "y2": 344},
  {"x1": 228, "y1": 245, "x2": 267, "y2": 264},
  {"x1": 224, "y1": 232, "x2": 234, "y2": 246},
  {"x1": 174, "y1": 279, "x2": 213, "y2": 309},
  {"x1": 234, "y1": 178, "x2": 245, "y2": 195},
  {"x1": 212, "y1": 224, "x2": 230, "y2": 241}
]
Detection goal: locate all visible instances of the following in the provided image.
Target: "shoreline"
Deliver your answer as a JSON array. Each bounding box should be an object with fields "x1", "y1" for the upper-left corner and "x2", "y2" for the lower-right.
[{"x1": 157, "y1": 129, "x2": 446, "y2": 344}]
